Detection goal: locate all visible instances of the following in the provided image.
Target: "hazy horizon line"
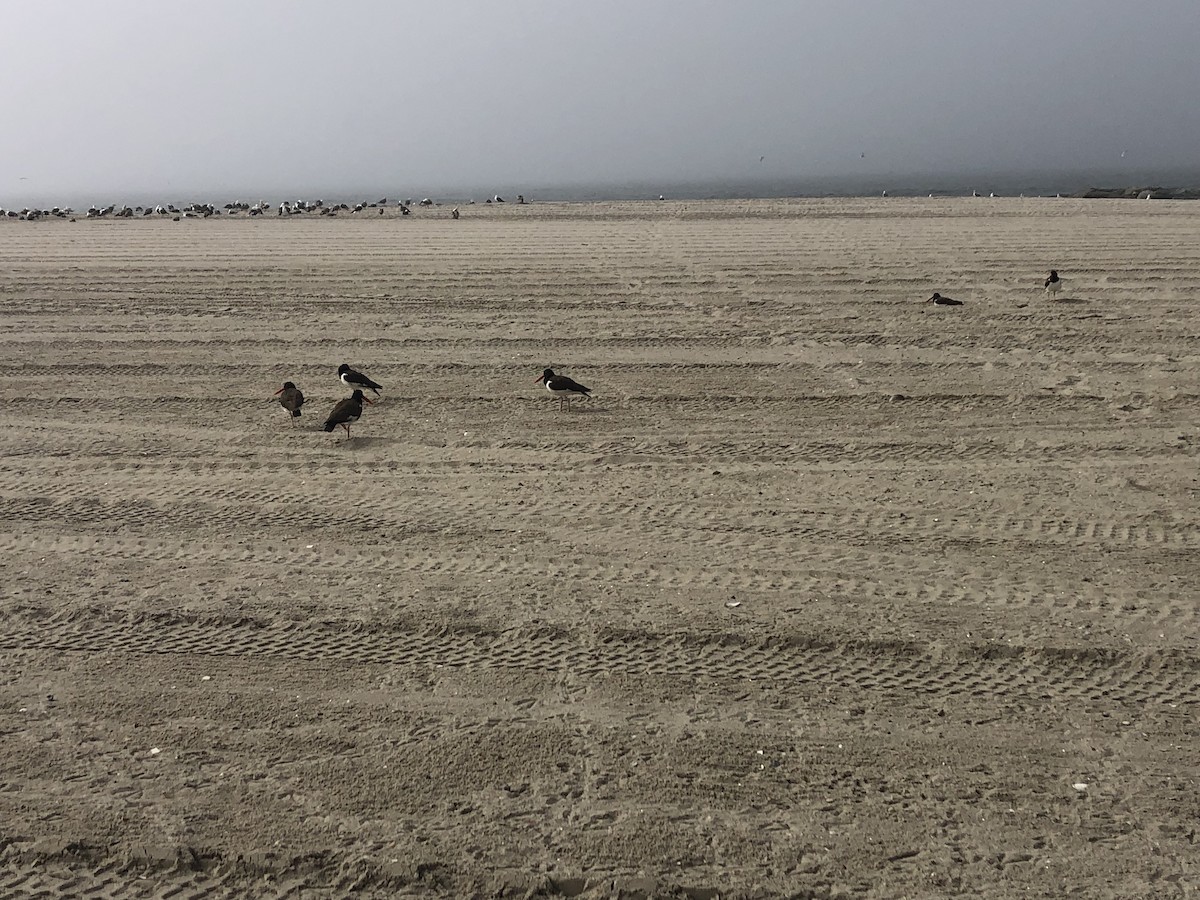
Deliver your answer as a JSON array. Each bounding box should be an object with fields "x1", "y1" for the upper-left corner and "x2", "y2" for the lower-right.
[{"x1": 6, "y1": 165, "x2": 1200, "y2": 209}]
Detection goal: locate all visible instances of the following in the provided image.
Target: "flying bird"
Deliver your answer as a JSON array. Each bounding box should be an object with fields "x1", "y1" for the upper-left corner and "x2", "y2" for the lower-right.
[
  {"x1": 537, "y1": 368, "x2": 592, "y2": 411},
  {"x1": 1044, "y1": 270, "x2": 1063, "y2": 299},
  {"x1": 337, "y1": 363, "x2": 382, "y2": 397},
  {"x1": 927, "y1": 293, "x2": 963, "y2": 306},
  {"x1": 323, "y1": 390, "x2": 372, "y2": 440},
  {"x1": 273, "y1": 381, "x2": 305, "y2": 422}
]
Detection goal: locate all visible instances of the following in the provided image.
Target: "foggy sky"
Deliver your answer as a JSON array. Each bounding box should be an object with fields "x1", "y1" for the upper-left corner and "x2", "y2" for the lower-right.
[{"x1": 3, "y1": 0, "x2": 1199, "y2": 201}]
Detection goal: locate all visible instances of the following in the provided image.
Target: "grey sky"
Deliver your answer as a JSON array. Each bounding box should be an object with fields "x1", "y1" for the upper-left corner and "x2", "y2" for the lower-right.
[{"x1": 3, "y1": 0, "x2": 1198, "y2": 199}]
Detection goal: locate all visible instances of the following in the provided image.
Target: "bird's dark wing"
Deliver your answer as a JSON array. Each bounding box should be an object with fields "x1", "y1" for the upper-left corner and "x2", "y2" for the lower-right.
[
  {"x1": 347, "y1": 369, "x2": 382, "y2": 391},
  {"x1": 324, "y1": 398, "x2": 359, "y2": 426},
  {"x1": 550, "y1": 375, "x2": 591, "y2": 394}
]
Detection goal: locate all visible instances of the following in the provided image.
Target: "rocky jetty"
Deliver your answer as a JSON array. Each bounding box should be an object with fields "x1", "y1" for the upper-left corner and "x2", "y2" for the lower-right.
[{"x1": 1076, "y1": 186, "x2": 1200, "y2": 199}]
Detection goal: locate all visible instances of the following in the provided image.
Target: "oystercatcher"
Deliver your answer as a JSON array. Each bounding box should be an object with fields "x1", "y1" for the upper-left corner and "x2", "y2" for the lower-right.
[
  {"x1": 337, "y1": 363, "x2": 382, "y2": 397},
  {"x1": 274, "y1": 381, "x2": 305, "y2": 423},
  {"x1": 537, "y1": 368, "x2": 592, "y2": 411},
  {"x1": 323, "y1": 390, "x2": 372, "y2": 440},
  {"x1": 927, "y1": 293, "x2": 963, "y2": 306},
  {"x1": 1044, "y1": 270, "x2": 1062, "y2": 299}
]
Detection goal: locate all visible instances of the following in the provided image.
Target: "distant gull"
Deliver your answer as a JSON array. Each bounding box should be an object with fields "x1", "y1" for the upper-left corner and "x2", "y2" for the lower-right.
[
  {"x1": 1044, "y1": 270, "x2": 1062, "y2": 299},
  {"x1": 927, "y1": 293, "x2": 963, "y2": 306}
]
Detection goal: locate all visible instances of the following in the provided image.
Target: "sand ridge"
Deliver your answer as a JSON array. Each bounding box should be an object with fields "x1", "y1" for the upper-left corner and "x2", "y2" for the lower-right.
[{"x1": 0, "y1": 198, "x2": 1198, "y2": 897}]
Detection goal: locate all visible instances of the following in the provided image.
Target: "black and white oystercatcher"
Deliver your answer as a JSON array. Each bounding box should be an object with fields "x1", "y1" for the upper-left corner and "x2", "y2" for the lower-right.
[
  {"x1": 323, "y1": 389, "x2": 373, "y2": 440},
  {"x1": 274, "y1": 381, "x2": 305, "y2": 422},
  {"x1": 537, "y1": 368, "x2": 592, "y2": 411},
  {"x1": 337, "y1": 363, "x2": 382, "y2": 397},
  {"x1": 927, "y1": 293, "x2": 963, "y2": 306},
  {"x1": 1044, "y1": 270, "x2": 1062, "y2": 298}
]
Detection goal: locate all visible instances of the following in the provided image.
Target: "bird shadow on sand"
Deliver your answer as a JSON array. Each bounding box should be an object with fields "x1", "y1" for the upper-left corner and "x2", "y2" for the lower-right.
[
  {"x1": 549, "y1": 407, "x2": 613, "y2": 417},
  {"x1": 322, "y1": 435, "x2": 388, "y2": 448},
  {"x1": 531, "y1": 400, "x2": 612, "y2": 414},
  {"x1": 1049, "y1": 296, "x2": 1087, "y2": 305}
]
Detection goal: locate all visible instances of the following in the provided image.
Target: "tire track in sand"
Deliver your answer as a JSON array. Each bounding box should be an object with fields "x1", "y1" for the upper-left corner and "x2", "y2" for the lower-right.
[{"x1": 2, "y1": 616, "x2": 1197, "y2": 709}]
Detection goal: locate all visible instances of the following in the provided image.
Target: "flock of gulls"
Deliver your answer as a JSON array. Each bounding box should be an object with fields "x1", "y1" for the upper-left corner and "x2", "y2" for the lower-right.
[
  {"x1": 0, "y1": 194, "x2": 528, "y2": 222},
  {"x1": 928, "y1": 270, "x2": 1064, "y2": 306},
  {"x1": 1, "y1": 191, "x2": 1098, "y2": 224},
  {"x1": 277, "y1": 365, "x2": 592, "y2": 442}
]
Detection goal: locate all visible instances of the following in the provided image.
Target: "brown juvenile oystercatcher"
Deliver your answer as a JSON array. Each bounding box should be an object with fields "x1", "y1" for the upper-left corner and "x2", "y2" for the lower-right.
[
  {"x1": 337, "y1": 363, "x2": 382, "y2": 397},
  {"x1": 323, "y1": 390, "x2": 372, "y2": 440},
  {"x1": 927, "y1": 293, "x2": 964, "y2": 306},
  {"x1": 537, "y1": 368, "x2": 592, "y2": 411},
  {"x1": 1044, "y1": 270, "x2": 1062, "y2": 299},
  {"x1": 273, "y1": 381, "x2": 305, "y2": 423}
]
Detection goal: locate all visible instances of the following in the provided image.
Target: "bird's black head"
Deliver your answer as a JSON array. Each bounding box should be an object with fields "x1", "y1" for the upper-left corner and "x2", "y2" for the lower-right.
[
  {"x1": 1049, "y1": 270, "x2": 1058, "y2": 278},
  {"x1": 927, "y1": 293, "x2": 941, "y2": 302},
  {"x1": 538, "y1": 368, "x2": 556, "y2": 384},
  {"x1": 337, "y1": 364, "x2": 350, "y2": 375},
  {"x1": 282, "y1": 381, "x2": 296, "y2": 389}
]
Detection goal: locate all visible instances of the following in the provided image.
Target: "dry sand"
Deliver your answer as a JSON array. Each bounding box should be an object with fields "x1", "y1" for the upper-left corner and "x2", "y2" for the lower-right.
[{"x1": 0, "y1": 198, "x2": 1197, "y2": 898}]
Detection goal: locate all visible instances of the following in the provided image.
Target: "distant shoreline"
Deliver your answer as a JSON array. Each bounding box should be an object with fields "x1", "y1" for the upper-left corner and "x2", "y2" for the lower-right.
[
  {"x1": 6, "y1": 168, "x2": 1200, "y2": 210},
  {"x1": 8, "y1": 194, "x2": 1200, "y2": 226},
  {"x1": 2, "y1": 182, "x2": 1200, "y2": 213}
]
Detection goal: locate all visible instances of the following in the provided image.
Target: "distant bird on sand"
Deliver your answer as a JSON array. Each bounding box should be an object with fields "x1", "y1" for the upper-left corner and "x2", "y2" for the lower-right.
[
  {"x1": 1044, "y1": 270, "x2": 1063, "y2": 299},
  {"x1": 927, "y1": 293, "x2": 963, "y2": 306},
  {"x1": 323, "y1": 390, "x2": 372, "y2": 440},
  {"x1": 274, "y1": 381, "x2": 305, "y2": 422},
  {"x1": 338, "y1": 363, "x2": 382, "y2": 397},
  {"x1": 537, "y1": 368, "x2": 592, "y2": 411}
]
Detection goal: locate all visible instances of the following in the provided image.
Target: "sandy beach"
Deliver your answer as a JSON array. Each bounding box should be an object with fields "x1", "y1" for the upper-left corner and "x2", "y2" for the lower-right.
[{"x1": 1, "y1": 197, "x2": 1197, "y2": 898}]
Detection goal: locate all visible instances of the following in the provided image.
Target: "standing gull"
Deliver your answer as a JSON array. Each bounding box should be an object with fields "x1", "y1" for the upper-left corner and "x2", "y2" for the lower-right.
[
  {"x1": 337, "y1": 363, "x2": 382, "y2": 397},
  {"x1": 273, "y1": 381, "x2": 305, "y2": 423},
  {"x1": 323, "y1": 390, "x2": 372, "y2": 441},
  {"x1": 1044, "y1": 270, "x2": 1063, "y2": 299},
  {"x1": 537, "y1": 368, "x2": 592, "y2": 411}
]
